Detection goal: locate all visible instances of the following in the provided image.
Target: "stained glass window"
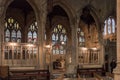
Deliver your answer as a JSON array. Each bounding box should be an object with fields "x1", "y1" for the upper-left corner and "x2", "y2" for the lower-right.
[
  {"x1": 77, "y1": 27, "x2": 85, "y2": 47},
  {"x1": 5, "y1": 29, "x2": 10, "y2": 42},
  {"x1": 52, "y1": 24, "x2": 67, "y2": 54},
  {"x1": 17, "y1": 30, "x2": 21, "y2": 42},
  {"x1": 103, "y1": 17, "x2": 116, "y2": 36},
  {"x1": 4, "y1": 17, "x2": 21, "y2": 42},
  {"x1": 28, "y1": 21, "x2": 38, "y2": 43}
]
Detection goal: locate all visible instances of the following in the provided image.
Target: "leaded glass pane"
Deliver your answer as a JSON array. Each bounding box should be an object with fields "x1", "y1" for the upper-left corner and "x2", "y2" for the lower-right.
[
  {"x1": 33, "y1": 31, "x2": 37, "y2": 43},
  {"x1": 108, "y1": 25, "x2": 111, "y2": 34},
  {"x1": 11, "y1": 30, "x2": 16, "y2": 42},
  {"x1": 5, "y1": 17, "x2": 21, "y2": 42},
  {"x1": 77, "y1": 27, "x2": 85, "y2": 47},
  {"x1": 28, "y1": 21, "x2": 38, "y2": 43},
  {"x1": 5, "y1": 29, "x2": 10, "y2": 42},
  {"x1": 56, "y1": 34, "x2": 58, "y2": 41},
  {"x1": 112, "y1": 19, "x2": 115, "y2": 33},
  {"x1": 103, "y1": 17, "x2": 116, "y2": 36},
  {"x1": 17, "y1": 30, "x2": 21, "y2": 42},
  {"x1": 108, "y1": 18, "x2": 111, "y2": 26},
  {"x1": 60, "y1": 50, "x2": 63, "y2": 54},
  {"x1": 28, "y1": 31, "x2": 32, "y2": 42},
  {"x1": 52, "y1": 24, "x2": 67, "y2": 54},
  {"x1": 52, "y1": 34, "x2": 55, "y2": 41},
  {"x1": 60, "y1": 35, "x2": 63, "y2": 41},
  {"x1": 64, "y1": 35, "x2": 67, "y2": 42}
]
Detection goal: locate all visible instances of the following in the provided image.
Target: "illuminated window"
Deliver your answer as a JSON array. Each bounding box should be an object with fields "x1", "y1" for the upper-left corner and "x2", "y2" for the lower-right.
[
  {"x1": 77, "y1": 27, "x2": 85, "y2": 47},
  {"x1": 4, "y1": 17, "x2": 21, "y2": 42},
  {"x1": 28, "y1": 21, "x2": 38, "y2": 43},
  {"x1": 52, "y1": 24, "x2": 67, "y2": 54},
  {"x1": 103, "y1": 17, "x2": 116, "y2": 36}
]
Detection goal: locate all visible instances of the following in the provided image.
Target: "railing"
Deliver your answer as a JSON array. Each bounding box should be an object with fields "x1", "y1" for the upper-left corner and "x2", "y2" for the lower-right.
[
  {"x1": 78, "y1": 47, "x2": 100, "y2": 65},
  {"x1": 2, "y1": 42, "x2": 39, "y2": 67},
  {"x1": 9, "y1": 69, "x2": 50, "y2": 80}
]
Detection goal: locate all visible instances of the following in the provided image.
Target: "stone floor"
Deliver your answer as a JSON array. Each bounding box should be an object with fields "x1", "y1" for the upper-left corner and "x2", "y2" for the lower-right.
[
  {"x1": 50, "y1": 74, "x2": 114, "y2": 80},
  {"x1": 50, "y1": 70, "x2": 114, "y2": 80}
]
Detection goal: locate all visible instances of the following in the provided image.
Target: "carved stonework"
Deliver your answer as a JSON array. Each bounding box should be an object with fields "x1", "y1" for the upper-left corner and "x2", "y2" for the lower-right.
[{"x1": 0, "y1": 7, "x2": 4, "y2": 18}]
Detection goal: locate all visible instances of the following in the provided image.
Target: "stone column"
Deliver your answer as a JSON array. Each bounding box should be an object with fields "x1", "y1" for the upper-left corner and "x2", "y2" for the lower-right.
[
  {"x1": 114, "y1": 0, "x2": 120, "y2": 79},
  {"x1": 36, "y1": 2, "x2": 47, "y2": 69},
  {"x1": 99, "y1": 22, "x2": 105, "y2": 66},
  {"x1": 0, "y1": 6, "x2": 5, "y2": 66},
  {"x1": 66, "y1": 16, "x2": 79, "y2": 74}
]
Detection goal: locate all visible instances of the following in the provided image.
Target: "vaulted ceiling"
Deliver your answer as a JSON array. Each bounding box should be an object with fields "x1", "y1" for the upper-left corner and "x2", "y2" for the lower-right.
[{"x1": 8, "y1": 0, "x2": 33, "y2": 14}]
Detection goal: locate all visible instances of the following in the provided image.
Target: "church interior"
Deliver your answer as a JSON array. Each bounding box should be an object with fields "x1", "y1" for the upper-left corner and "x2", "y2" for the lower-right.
[{"x1": 0, "y1": 0, "x2": 119, "y2": 80}]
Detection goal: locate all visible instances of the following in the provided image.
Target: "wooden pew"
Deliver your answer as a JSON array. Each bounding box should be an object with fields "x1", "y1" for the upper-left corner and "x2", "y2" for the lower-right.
[
  {"x1": 0, "y1": 66, "x2": 9, "y2": 80},
  {"x1": 9, "y1": 69, "x2": 50, "y2": 80},
  {"x1": 77, "y1": 67, "x2": 105, "y2": 77}
]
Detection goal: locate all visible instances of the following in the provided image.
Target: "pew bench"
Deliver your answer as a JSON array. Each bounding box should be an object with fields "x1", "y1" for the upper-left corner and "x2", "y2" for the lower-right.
[
  {"x1": 9, "y1": 69, "x2": 50, "y2": 80},
  {"x1": 77, "y1": 67, "x2": 105, "y2": 78}
]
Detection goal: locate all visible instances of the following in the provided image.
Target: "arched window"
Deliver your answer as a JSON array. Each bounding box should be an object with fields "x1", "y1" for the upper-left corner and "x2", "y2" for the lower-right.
[
  {"x1": 4, "y1": 17, "x2": 21, "y2": 42},
  {"x1": 52, "y1": 24, "x2": 67, "y2": 54},
  {"x1": 28, "y1": 21, "x2": 38, "y2": 43},
  {"x1": 77, "y1": 27, "x2": 85, "y2": 47},
  {"x1": 103, "y1": 17, "x2": 116, "y2": 36}
]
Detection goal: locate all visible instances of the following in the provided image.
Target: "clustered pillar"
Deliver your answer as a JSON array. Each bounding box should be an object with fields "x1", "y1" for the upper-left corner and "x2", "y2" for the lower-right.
[{"x1": 114, "y1": 0, "x2": 120, "y2": 79}]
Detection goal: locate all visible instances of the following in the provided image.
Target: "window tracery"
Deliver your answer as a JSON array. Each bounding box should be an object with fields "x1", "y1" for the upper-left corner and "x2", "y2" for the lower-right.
[
  {"x1": 28, "y1": 21, "x2": 38, "y2": 43},
  {"x1": 52, "y1": 24, "x2": 67, "y2": 54},
  {"x1": 4, "y1": 17, "x2": 21, "y2": 42},
  {"x1": 103, "y1": 17, "x2": 116, "y2": 36},
  {"x1": 77, "y1": 27, "x2": 85, "y2": 47}
]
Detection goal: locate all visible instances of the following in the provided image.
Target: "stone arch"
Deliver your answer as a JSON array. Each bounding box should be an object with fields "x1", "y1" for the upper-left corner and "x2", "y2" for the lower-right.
[
  {"x1": 51, "y1": 1, "x2": 76, "y2": 41},
  {"x1": 53, "y1": 0, "x2": 75, "y2": 29},
  {"x1": 79, "y1": 5, "x2": 100, "y2": 31},
  {"x1": 26, "y1": 0, "x2": 40, "y2": 22},
  {"x1": 89, "y1": 6, "x2": 105, "y2": 44},
  {"x1": 78, "y1": 5, "x2": 106, "y2": 48},
  {"x1": 79, "y1": 5, "x2": 100, "y2": 25},
  {"x1": 90, "y1": 7, "x2": 100, "y2": 31},
  {"x1": 1, "y1": 0, "x2": 40, "y2": 22},
  {"x1": 1, "y1": 0, "x2": 41, "y2": 43},
  {"x1": 78, "y1": 5, "x2": 103, "y2": 43}
]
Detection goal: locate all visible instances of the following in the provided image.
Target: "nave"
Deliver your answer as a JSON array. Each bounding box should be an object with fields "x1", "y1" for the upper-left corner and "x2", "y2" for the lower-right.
[{"x1": 0, "y1": 0, "x2": 120, "y2": 79}]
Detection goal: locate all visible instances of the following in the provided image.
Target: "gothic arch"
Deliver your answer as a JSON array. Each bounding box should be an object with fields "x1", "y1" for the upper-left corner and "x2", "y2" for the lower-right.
[
  {"x1": 89, "y1": 6, "x2": 104, "y2": 44},
  {"x1": 78, "y1": 5, "x2": 105, "y2": 46},
  {"x1": 79, "y1": 5, "x2": 100, "y2": 31},
  {"x1": 1, "y1": 0, "x2": 40, "y2": 22},
  {"x1": 26, "y1": 0, "x2": 40, "y2": 21},
  {"x1": 89, "y1": 6, "x2": 101, "y2": 31},
  {"x1": 53, "y1": 0, "x2": 75, "y2": 29}
]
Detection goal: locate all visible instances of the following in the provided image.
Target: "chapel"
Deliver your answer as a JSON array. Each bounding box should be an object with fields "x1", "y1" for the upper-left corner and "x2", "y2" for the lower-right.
[{"x1": 0, "y1": 0, "x2": 119, "y2": 80}]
